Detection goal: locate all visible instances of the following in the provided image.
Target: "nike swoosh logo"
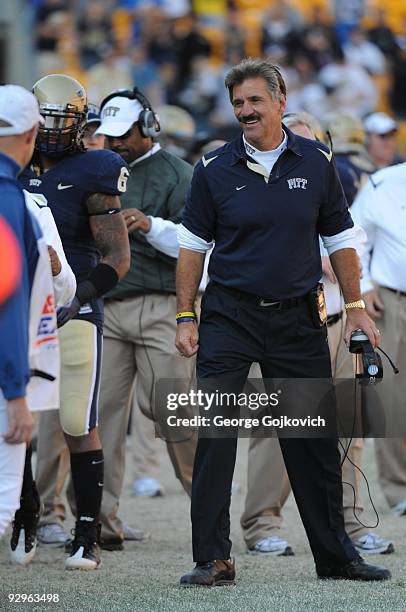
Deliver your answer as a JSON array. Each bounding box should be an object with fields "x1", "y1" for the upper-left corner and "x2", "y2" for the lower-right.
[
  {"x1": 236, "y1": 185, "x2": 246, "y2": 191},
  {"x1": 98, "y1": 482, "x2": 104, "y2": 487},
  {"x1": 57, "y1": 183, "x2": 74, "y2": 190},
  {"x1": 317, "y1": 148, "x2": 333, "y2": 163},
  {"x1": 202, "y1": 155, "x2": 218, "y2": 168},
  {"x1": 91, "y1": 459, "x2": 104, "y2": 465}
]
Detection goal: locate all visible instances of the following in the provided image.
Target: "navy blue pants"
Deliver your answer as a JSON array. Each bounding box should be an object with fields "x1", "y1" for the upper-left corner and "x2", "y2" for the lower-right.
[{"x1": 192, "y1": 282, "x2": 358, "y2": 567}]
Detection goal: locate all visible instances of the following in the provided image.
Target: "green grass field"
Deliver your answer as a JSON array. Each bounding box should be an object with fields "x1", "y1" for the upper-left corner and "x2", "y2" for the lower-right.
[{"x1": 1, "y1": 439, "x2": 405, "y2": 611}]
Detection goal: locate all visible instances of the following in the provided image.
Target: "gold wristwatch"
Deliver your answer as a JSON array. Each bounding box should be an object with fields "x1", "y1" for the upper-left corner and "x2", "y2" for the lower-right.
[{"x1": 344, "y1": 299, "x2": 366, "y2": 310}]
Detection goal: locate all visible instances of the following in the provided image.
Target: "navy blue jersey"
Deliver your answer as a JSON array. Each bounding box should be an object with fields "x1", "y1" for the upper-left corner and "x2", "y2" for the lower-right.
[{"x1": 20, "y1": 150, "x2": 128, "y2": 330}]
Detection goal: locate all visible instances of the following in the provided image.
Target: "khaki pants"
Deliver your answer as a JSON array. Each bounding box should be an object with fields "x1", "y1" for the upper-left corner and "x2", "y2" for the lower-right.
[
  {"x1": 99, "y1": 294, "x2": 197, "y2": 540},
  {"x1": 131, "y1": 293, "x2": 205, "y2": 482},
  {"x1": 374, "y1": 288, "x2": 406, "y2": 508},
  {"x1": 36, "y1": 409, "x2": 70, "y2": 526},
  {"x1": 132, "y1": 389, "x2": 161, "y2": 481},
  {"x1": 241, "y1": 315, "x2": 368, "y2": 549}
]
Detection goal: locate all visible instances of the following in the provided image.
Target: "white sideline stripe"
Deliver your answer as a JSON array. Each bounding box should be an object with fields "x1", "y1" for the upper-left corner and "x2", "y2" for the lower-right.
[
  {"x1": 84, "y1": 325, "x2": 98, "y2": 434},
  {"x1": 94, "y1": 336, "x2": 103, "y2": 428}
]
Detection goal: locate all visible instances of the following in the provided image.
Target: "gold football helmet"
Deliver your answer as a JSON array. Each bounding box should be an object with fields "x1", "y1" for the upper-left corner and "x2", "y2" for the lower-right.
[
  {"x1": 156, "y1": 105, "x2": 195, "y2": 139},
  {"x1": 32, "y1": 74, "x2": 88, "y2": 156},
  {"x1": 322, "y1": 112, "x2": 365, "y2": 154}
]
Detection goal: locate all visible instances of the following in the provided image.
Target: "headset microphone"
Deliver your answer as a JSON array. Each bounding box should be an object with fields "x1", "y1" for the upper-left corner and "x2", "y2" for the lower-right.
[{"x1": 99, "y1": 87, "x2": 160, "y2": 139}]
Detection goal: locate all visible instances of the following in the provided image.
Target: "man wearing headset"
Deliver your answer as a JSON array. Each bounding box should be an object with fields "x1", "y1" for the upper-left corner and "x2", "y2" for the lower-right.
[{"x1": 95, "y1": 87, "x2": 196, "y2": 549}]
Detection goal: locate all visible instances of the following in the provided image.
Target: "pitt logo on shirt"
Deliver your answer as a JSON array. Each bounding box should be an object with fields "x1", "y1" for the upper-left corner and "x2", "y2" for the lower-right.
[{"x1": 287, "y1": 177, "x2": 307, "y2": 190}]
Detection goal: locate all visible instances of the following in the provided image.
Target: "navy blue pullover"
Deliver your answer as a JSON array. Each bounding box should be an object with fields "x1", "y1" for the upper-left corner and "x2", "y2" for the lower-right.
[
  {"x1": 0, "y1": 152, "x2": 38, "y2": 399},
  {"x1": 183, "y1": 127, "x2": 354, "y2": 300}
]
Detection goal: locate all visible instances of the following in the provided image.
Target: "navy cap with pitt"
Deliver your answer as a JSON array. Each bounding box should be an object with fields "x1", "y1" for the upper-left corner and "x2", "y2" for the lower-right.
[{"x1": 86, "y1": 103, "x2": 101, "y2": 127}]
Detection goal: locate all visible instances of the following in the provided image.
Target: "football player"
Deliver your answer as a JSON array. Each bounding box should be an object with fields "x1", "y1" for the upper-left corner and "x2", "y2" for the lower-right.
[{"x1": 20, "y1": 74, "x2": 130, "y2": 570}]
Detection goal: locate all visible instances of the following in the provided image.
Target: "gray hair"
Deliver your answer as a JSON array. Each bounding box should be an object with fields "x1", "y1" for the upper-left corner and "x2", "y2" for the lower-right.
[
  {"x1": 283, "y1": 111, "x2": 323, "y2": 141},
  {"x1": 224, "y1": 58, "x2": 287, "y2": 102}
]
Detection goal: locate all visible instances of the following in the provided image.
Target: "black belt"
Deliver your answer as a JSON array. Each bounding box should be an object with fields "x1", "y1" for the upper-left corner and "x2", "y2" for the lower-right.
[
  {"x1": 211, "y1": 282, "x2": 308, "y2": 310},
  {"x1": 327, "y1": 311, "x2": 343, "y2": 327},
  {"x1": 383, "y1": 286, "x2": 406, "y2": 298}
]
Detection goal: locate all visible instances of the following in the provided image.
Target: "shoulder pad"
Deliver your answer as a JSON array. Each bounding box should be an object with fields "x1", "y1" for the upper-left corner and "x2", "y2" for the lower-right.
[
  {"x1": 82, "y1": 149, "x2": 127, "y2": 174},
  {"x1": 77, "y1": 150, "x2": 129, "y2": 195}
]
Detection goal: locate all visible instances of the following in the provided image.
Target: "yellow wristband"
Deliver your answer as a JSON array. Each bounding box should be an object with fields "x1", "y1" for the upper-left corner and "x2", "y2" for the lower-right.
[{"x1": 176, "y1": 311, "x2": 196, "y2": 320}]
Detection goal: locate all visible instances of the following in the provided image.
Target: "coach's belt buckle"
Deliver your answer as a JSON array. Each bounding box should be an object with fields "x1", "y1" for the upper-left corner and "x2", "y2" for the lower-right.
[{"x1": 259, "y1": 299, "x2": 282, "y2": 309}]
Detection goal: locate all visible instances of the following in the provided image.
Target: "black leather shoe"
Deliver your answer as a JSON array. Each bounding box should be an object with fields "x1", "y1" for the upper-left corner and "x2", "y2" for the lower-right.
[
  {"x1": 180, "y1": 559, "x2": 236, "y2": 587},
  {"x1": 317, "y1": 558, "x2": 391, "y2": 581}
]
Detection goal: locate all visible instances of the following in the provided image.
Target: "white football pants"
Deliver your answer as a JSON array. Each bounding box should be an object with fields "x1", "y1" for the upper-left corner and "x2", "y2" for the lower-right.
[{"x1": 0, "y1": 391, "x2": 26, "y2": 539}]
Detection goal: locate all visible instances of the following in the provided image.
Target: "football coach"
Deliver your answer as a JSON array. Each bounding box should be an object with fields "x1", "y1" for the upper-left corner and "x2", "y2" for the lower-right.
[{"x1": 175, "y1": 58, "x2": 390, "y2": 586}]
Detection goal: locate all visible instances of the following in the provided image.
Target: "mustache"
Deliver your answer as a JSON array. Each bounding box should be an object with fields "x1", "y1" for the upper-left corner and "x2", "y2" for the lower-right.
[{"x1": 238, "y1": 115, "x2": 260, "y2": 124}]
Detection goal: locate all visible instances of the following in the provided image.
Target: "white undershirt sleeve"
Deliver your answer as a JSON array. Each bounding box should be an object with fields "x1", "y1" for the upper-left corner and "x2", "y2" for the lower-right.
[
  {"x1": 321, "y1": 225, "x2": 366, "y2": 257},
  {"x1": 143, "y1": 216, "x2": 180, "y2": 258},
  {"x1": 177, "y1": 223, "x2": 214, "y2": 253}
]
